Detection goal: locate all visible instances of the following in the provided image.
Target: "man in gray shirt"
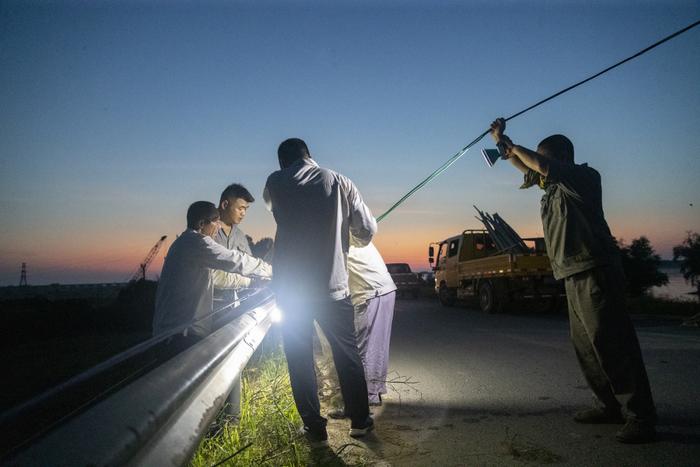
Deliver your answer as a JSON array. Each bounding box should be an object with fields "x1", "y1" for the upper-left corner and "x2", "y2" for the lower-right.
[
  {"x1": 264, "y1": 138, "x2": 377, "y2": 444},
  {"x1": 154, "y1": 201, "x2": 271, "y2": 345},
  {"x1": 212, "y1": 183, "x2": 256, "y2": 291}
]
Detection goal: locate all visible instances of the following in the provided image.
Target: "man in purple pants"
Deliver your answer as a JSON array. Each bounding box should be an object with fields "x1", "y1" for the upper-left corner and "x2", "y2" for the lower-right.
[
  {"x1": 349, "y1": 240, "x2": 397, "y2": 405},
  {"x1": 328, "y1": 239, "x2": 397, "y2": 417}
]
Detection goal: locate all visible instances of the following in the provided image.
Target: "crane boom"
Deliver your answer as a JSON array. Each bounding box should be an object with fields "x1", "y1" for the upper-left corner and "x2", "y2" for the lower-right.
[{"x1": 130, "y1": 235, "x2": 168, "y2": 282}]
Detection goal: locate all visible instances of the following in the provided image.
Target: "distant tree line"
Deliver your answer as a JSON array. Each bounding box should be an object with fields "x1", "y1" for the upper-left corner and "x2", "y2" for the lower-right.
[
  {"x1": 617, "y1": 237, "x2": 668, "y2": 296},
  {"x1": 616, "y1": 231, "x2": 700, "y2": 298},
  {"x1": 673, "y1": 232, "x2": 700, "y2": 296}
]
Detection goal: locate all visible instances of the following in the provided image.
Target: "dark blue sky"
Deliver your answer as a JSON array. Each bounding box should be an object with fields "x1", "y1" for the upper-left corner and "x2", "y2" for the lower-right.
[{"x1": 1, "y1": 0, "x2": 698, "y2": 284}]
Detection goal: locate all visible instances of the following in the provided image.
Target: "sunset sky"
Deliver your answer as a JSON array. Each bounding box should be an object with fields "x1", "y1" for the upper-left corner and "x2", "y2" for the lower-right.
[{"x1": 1, "y1": 0, "x2": 699, "y2": 285}]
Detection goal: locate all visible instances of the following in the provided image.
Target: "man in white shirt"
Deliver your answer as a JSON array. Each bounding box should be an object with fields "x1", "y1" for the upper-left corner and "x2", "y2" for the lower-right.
[
  {"x1": 264, "y1": 138, "x2": 377, "y2": 443},
  {"x1": 153, "y1": 201, "x2": 272, "y2": 347},
  {"x1": 348, "y1": 240, "x2": 397, "y2": 406}
]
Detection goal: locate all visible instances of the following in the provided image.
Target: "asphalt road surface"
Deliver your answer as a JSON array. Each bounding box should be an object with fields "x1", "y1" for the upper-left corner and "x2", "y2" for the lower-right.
[{"x1": 327, "y1": 298, "x2": 700, "y2": 466}]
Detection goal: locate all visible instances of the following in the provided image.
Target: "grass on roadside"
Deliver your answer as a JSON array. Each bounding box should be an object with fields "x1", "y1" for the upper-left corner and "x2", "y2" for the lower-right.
[{"x1": 190, "y1": 334, "x2": 311, "y2": 467}]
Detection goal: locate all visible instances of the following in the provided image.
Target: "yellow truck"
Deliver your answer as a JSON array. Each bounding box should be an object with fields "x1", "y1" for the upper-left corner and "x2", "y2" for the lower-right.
[{"x1": 429, "y1": 229, "x2": 563, "y2": 312}]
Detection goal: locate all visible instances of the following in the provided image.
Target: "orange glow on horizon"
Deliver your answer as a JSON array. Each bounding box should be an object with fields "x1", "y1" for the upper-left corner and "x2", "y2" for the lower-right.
[
  {"x1": 5, "y1": 213, "x2": 690, "y2": 286},
  {"x1": 2, "y1": 233, "x2": 172, "y2": 285}
]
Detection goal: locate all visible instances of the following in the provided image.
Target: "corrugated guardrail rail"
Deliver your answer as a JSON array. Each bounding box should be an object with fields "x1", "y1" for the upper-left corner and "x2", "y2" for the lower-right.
[{"x1": 3, "y1": 291, "x2": 276, "y2": 466}]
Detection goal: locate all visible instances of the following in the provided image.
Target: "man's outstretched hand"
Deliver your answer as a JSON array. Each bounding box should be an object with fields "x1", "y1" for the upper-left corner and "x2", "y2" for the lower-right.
[
  {"x1": 490, "y1": 118, "x2": 506, "y2": 142},
  {"x1": 490, "y1": 118, "x2": 514, "y2": 159}
]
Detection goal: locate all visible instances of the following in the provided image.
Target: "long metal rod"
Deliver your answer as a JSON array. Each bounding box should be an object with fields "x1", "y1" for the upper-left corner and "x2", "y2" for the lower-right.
[{"x1": 377, "y1": 19, "x2": 700, "y2": 223}]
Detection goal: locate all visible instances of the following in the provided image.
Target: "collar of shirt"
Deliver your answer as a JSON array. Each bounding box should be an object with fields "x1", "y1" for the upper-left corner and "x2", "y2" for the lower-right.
[
  {"x1": 265, "y1": 156, "x2": 377, "y2": 301},
  {"x1": 217, "y1": 224, "x2": 234, "y2": 239},
  {"x1": 289, "y1": 157, "x2": 318, "y2": 171},
  {"x1": 216, "y1": 223, "x2": 239, "y2": 241}
]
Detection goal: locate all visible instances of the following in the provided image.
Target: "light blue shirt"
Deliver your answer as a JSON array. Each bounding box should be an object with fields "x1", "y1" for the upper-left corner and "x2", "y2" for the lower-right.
[
  {"x1": 264, "y1": 158, "x2": 377, "y2": 302},
  {"x1": 213, "y1": 224, "x2": 251, "y2": 255}
]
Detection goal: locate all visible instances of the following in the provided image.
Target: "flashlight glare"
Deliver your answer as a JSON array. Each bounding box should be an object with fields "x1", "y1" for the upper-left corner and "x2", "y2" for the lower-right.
[{"x1": 271, "y1": 306, "x2": 283, "y2": 323}]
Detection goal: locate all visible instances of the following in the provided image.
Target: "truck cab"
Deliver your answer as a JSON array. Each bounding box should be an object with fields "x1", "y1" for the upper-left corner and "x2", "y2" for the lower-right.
[
  {"x1": 433, "y1": 230, "x2": 494, "y2": 295},
  {"x1": 429, "y1": 230, "x2": 561, "y2": 312}
]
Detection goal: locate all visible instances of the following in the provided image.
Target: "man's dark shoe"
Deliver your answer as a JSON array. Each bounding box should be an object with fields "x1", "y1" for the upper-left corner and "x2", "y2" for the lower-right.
[
  {"x1": 616, "y1": 419, "x2": 656, "y2": 444},
  {"x1": 299, "y1": 425, "x2": 328, "y2": 447},
  {"x1": 327, "y1": 407, "x2": 348, "y2": 419},
  {"x1": 349, "y1": 416, "x2": 374, "y2": 438},
  {"x1": 574, "y1": 407, "x2": 624, "y2": 424}
]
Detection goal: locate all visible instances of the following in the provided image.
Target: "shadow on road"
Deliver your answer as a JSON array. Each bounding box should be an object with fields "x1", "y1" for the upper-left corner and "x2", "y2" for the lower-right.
[
  {"x1": 657, "y1": 431, "x2": 700, "y2": 445},
  {"x1": 352, "y1": 399, "x2": 700, "y2": 465}
]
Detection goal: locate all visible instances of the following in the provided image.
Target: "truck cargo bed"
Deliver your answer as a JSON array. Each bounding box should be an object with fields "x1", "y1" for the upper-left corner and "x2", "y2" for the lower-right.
[{"x1": 457, "y1": 253, "x2": 551, "y2": 278}]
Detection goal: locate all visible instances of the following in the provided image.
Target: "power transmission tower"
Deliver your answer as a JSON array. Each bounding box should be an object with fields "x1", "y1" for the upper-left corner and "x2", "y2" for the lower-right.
[
  {"x1": 19, "y1": 263, "x2": 28, "y2": 286},
  {"x1": 129, "y1": 236, "x2": 168, "y2": 283}
]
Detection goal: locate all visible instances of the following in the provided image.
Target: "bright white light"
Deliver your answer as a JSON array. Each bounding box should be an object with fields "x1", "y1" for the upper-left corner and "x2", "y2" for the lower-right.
[{"x1": 271, "y1": 306, "x2": 283, "y2": 323}]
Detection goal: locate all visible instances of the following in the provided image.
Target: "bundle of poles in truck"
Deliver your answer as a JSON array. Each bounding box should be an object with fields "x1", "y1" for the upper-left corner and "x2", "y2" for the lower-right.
[{"x1": 473, "y1": 205, "x2": 530, "y2": 254}]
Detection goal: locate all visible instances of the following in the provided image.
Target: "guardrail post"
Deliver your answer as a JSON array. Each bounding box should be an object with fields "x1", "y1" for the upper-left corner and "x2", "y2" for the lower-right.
[{"x1": 224, "y1": 375, "x2": 242, "y2": 421}]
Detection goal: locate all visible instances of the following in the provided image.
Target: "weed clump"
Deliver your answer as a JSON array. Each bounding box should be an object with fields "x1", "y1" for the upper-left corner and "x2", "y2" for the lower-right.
[{"x1": 190, "y1": 339, "x2": 310, "y2": 466}]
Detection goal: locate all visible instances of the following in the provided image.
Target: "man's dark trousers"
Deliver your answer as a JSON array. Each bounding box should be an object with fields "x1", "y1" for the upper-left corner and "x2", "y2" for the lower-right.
[
  {"x1": 565, "y1": 261, "x2": 656, "y2": 423},
  {"x1": 280, "y1": 296, "x2": 370, "y2": 430}
]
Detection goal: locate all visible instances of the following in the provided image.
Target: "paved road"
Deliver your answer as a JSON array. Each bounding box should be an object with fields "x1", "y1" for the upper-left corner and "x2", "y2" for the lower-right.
[{"x1": 329, "y1": 298, "x2": 700, "y2": 466}]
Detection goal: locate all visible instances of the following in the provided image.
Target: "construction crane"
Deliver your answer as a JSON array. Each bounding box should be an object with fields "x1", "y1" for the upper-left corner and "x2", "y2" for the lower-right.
[{"x1": 129, "y1": 235, "x2": 167, "y2": 283}]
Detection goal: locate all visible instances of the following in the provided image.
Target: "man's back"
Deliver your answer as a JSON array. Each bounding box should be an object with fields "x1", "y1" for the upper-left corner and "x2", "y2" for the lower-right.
[
  {"x1": 539, "y1": 162, "x2": 619, "y2": 279},
  {"x1": 154, "y1": 230, "x2": 216, "y2": 337},
  {"x1": 265, "y1": 157, "x2": 376, "y2": 301}
]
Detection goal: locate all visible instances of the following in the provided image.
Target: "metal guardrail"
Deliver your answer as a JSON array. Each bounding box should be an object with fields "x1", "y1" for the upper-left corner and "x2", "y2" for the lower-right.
[{"x1": 5, "y1": 293, "x2": 277, "y2": 466}]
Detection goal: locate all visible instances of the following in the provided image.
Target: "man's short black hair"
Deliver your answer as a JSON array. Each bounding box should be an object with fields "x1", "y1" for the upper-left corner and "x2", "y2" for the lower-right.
[
  {"x1": 187, "y1": 201, "x2": 219, "y2": 230},
  {"x1": 538, "y1": 134, "x2": 574, "y2": 164},
  {"x1": 278, "y1": 138, "x2": 310, "y2": 168},
  {"x1": 219, "y1": 183, "x2": 255, "y2": 204}
]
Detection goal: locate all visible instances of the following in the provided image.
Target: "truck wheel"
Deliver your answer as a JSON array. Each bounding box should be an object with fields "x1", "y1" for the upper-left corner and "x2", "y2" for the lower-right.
[
  {"x1": 438, "y1": 284, "x2": 455, "y2": 307},
  {"x1": 479, "y1": 281, "x2": 499, "y2": 313}
]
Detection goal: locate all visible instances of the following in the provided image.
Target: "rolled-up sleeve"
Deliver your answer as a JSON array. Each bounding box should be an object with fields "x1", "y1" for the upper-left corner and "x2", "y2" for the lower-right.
[
  {"x1": 520, "y1": 169, "x2": 541, "y2": 190},
  {"x1": 345, "y1": 178, "x2": 377, "y2": 247},
  {"x1": 199, "y1": 236, "x2": 272, "y2": 278},
  {"x1": 211, "y1": 270, "x2": 253, "y2": 289}
]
